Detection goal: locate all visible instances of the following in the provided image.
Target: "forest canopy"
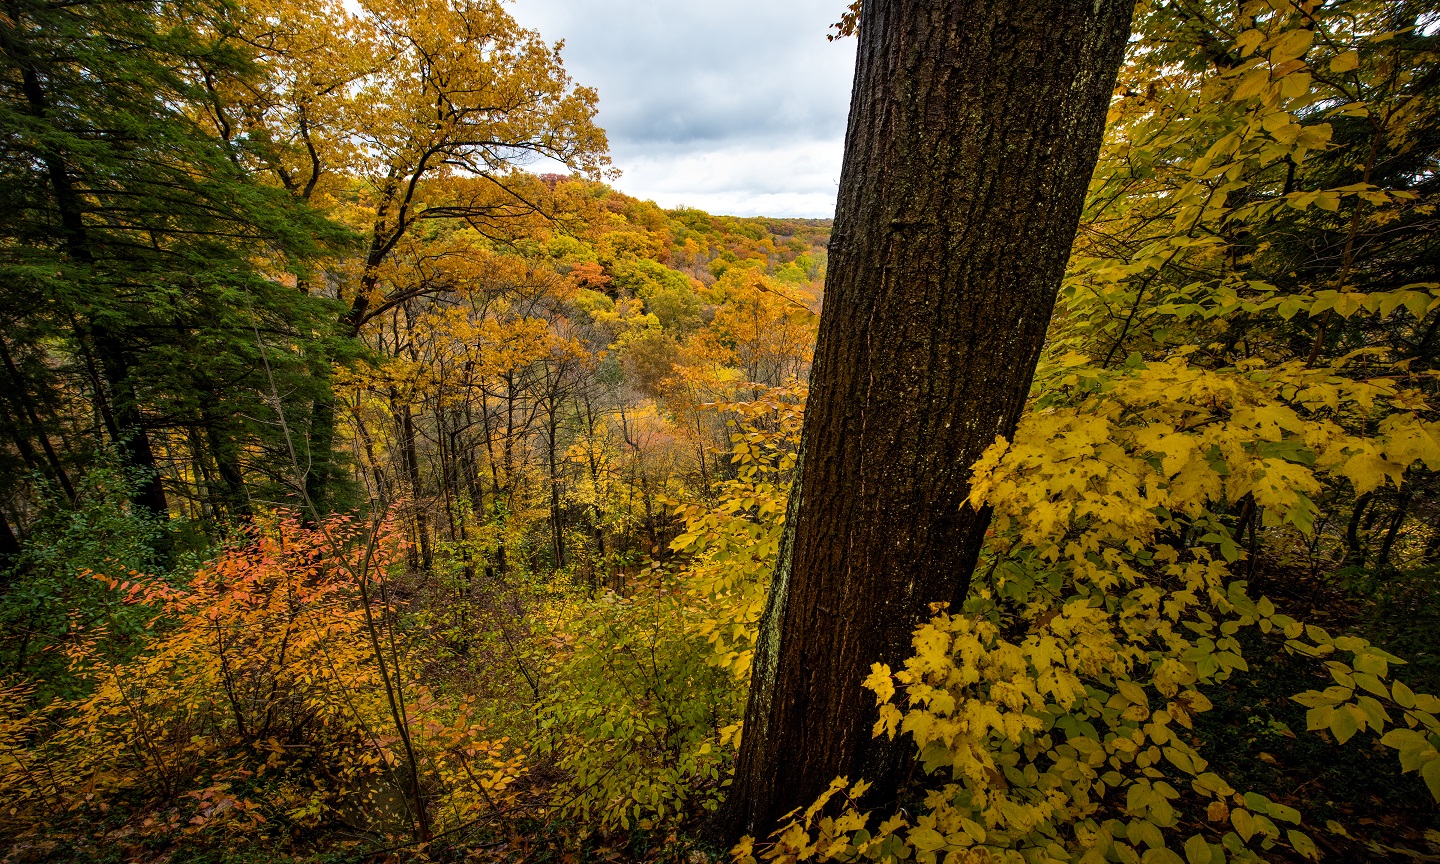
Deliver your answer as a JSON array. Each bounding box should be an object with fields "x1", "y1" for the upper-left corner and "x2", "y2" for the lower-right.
[{"x1": 1, "y1": 1, "x2": 1439, "y2": 863}]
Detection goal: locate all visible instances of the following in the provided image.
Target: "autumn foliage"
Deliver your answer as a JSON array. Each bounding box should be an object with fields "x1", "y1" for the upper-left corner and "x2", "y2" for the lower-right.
[
  {"x1": 4, "y1": 0, "x2": 1440, "y2": 862},
  {"x1": 1, "y1": 512, "x2": 522, "y2": 854}
]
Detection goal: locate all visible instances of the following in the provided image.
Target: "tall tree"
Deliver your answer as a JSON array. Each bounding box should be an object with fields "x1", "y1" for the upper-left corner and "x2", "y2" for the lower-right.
[
  {"x1": 0, "y1": 0, "x2": 350, "y2": 528},
  {"x1": 723, "y1": 0, "x2": 1135, "y2": 840},
  {"x1": 212, "y1": 0, "x2": 608, "y2": 509}
]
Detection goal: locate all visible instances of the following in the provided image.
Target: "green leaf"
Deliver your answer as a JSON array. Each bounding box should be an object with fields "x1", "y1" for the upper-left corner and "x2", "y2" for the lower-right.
[
  {"x1": 1164, "y1": 746, "x2": 1197, "y2": 774},
  {"x1": 1118, "y1": 679, "x2": 1150, "y2": 707},
  {"x1": 909, "y1": 827, "x2": 945, "y2": 852},
  {"x1": 1293, "y1": 690, "x2": 1337, "y2": 708},
  {"x1": 1288, "y1": 829, "x2": 1319, "y2": 861},
  {"x1": 1423, "y1": 759, "x2": 1440, "y2": 802},
  {"x1": 1268, "y1": 802, "x2": 1301, "y2": 824},
  {"x1": 1184, "y1": 833, "x2": 1213, "y2": 864}
]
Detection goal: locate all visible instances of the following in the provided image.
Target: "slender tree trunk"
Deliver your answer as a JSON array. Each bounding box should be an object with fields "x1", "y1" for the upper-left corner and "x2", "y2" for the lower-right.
[
  {"x1": 185, "y1": 423, "x2": 220, "y2": 522},
  {"x1": 198, "y1": 387, "x2": 249, "y2": 519},
  {"x1": 0, "y1": 509, "x2": 20, "y2": 580},
  {"x1": 90, "y1": 323, "x2": 169, "y2": 520},
  {"x1": 351, "y1": 402, "x2": 390, "y2": 509},
  {"x1": 581, "y1": 394, "x2": 607, "y2": 585},
  {"x1": 1376, "y1": 491, "x2": 1411, "y2": 573},
  {"x1": 1344, "y1": 491, "x2": 1373, "y2": 567},
  {"x1": 397, "y1": 398, "x2": 431, "y2": 574},
  {"x1": 0, "y1": 338, "x2": 74, "y2": 501},
  {"x1": 72, "y1": 319, "x2": 120, "y2": 445},
  {"x1": 302, "y1": 355, "x2": 336, "y2": 518},
  {"x1": 722, "y1": 0, "x2": 1134, "y2": 841},
  {"x1": 546, "y1": 396, "x2": 565, "y2": 571}
]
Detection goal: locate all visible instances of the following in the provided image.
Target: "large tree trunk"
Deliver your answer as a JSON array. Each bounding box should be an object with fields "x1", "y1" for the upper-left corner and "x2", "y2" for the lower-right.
[{"x1": 722, "y1": 0, "x2": 1133, "y2": 841}]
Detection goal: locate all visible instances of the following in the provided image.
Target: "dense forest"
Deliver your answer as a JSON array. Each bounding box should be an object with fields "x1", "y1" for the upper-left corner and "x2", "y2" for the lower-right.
[{"x1": 2, "y1": 0, "x2": 1439, "y2": 862}]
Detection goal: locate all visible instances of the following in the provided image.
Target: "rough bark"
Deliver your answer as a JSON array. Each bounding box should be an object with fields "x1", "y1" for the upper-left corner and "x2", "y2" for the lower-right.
[{"x1": 722, "y1": 0, "x2": 1134, "y2": 841}]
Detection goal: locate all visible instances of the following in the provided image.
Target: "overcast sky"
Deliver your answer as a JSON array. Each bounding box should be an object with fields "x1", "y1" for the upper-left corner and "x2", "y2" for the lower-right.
[{"x1": 507, "y1": 0, "x2": 857, "y2": 218}]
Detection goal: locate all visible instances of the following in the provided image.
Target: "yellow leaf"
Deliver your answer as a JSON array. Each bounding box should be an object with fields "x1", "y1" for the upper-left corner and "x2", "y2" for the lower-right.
[
  {"x1": 1341, "y1": 451, "x2": 1398, "y2": 496},
  {"x1": 863, "y1": 663, "x2": 896, "y2": 704},
  {"x1": 1271, "y1": 29, "x2": 1315, "y2": 64},
  {"x1": 1232, "y1": 69, "x2": 1270, "y2": 101},
  {"x1": 1117, "y1": 679, "x2": 1150, "y2": 708},
  {"x1": 1329, "y1": 705, "x2": 1361, "y2": 743},
  {"x1": 1236, "y1": 30, "x2": 1265, "y2": 56},
  {"x1": 909, "y1": 827, "x2": 945, "y2": 852},
  {"x1": 1280, "y1": 72, "x2": 1313, "y2": 100},
  {"x1": 1232, "y1": 808, "x2": 1255, "y2": 842}
]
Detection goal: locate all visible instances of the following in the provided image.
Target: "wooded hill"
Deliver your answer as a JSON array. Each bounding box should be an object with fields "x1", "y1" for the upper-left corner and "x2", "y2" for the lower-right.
[{"x1": 3, "y1": 0, "x2": 1440, "y2": 863}]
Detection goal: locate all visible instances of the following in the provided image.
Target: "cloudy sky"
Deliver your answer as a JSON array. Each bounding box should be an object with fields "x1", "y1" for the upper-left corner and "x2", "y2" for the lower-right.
[{"x1": 506, "y1": 0, "x2": 857, "y2": 218}]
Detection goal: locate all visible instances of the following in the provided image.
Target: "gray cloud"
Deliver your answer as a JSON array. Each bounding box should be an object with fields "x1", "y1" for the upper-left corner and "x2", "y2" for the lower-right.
[{"x1": 508, "y1": 0, "x2": 856, "y2": 216}]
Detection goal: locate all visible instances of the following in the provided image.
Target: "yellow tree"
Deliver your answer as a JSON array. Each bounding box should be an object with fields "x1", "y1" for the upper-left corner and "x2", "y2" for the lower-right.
[
  {"x1": 204, "y1": 0, "x2": 609, "y2": 507},
  {"x1": 338, "y1": 0, "x2": 608, "y2": 333}
]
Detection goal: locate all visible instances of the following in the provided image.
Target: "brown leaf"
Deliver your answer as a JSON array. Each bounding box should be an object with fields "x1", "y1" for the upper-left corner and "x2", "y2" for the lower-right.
[{"x1": 1208, "y1": 800, "x2": 1231, "y2": 823}]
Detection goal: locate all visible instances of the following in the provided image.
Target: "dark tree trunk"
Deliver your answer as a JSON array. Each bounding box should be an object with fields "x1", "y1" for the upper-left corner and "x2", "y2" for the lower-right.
[
  {"x1": 722, "y1": 0, "x2": 1134, "y2": 841},
  {"x1": 1375, "y1": 490, "x2": 1411, "y2": 573},
  {"x1": 1344, "y1": 491, "x2": 1373, "y2": 567},
  {"x1": 302, "y1": 355, "x2": 337, "y2": 519},
  {"x1": 397, "y1": 398, "x2": 432, "y2": 574},
  {"x1": 546, "y1": 400, "x2": 565, "y2": 571},
  {"x1": 0, "y1": 338, "x2": 74, "y2": 501},
  {"x1": 199, "y1": 389, "x2": 250, "y2": 519},
  {"x1": 90, "y1": 322, "x2": 168, "y2": 521},
  {"x1": 0, "y1": 509, "x2": 20, "y2": 576}
]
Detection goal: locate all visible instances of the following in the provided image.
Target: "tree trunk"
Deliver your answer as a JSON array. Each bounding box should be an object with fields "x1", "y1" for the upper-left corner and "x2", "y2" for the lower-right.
[
  {"x1": 1375, "y1": 490, "x2": 1411, "y2": 574},
  {"x1": 1344, "y1": 491, "x2": 1373, "y2": 567},
  {"x1": 0, "y1": 337, "x2": 74, "y2": 501},
  {"x1": 302, "y1": 355, "x2": 337, "y2": 518},
  {"x1": 0, "y1": 509, "x2": 20, "y2": 578},
  {"x1": 397, "y1": 398, "x2": 432, "y2": 574},
  {"x1": 90, "y1": 322, "x2": 169, "y2": 521},
  {"x1": 546, "y1": 398, "x2": 565, "y2": 572},
  {"x1": 198, "y1": 385, "x2": 250, "y2": 520},
  {"x1": 722, "y1": 0, "x2": 1134, "y2": 841}
]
